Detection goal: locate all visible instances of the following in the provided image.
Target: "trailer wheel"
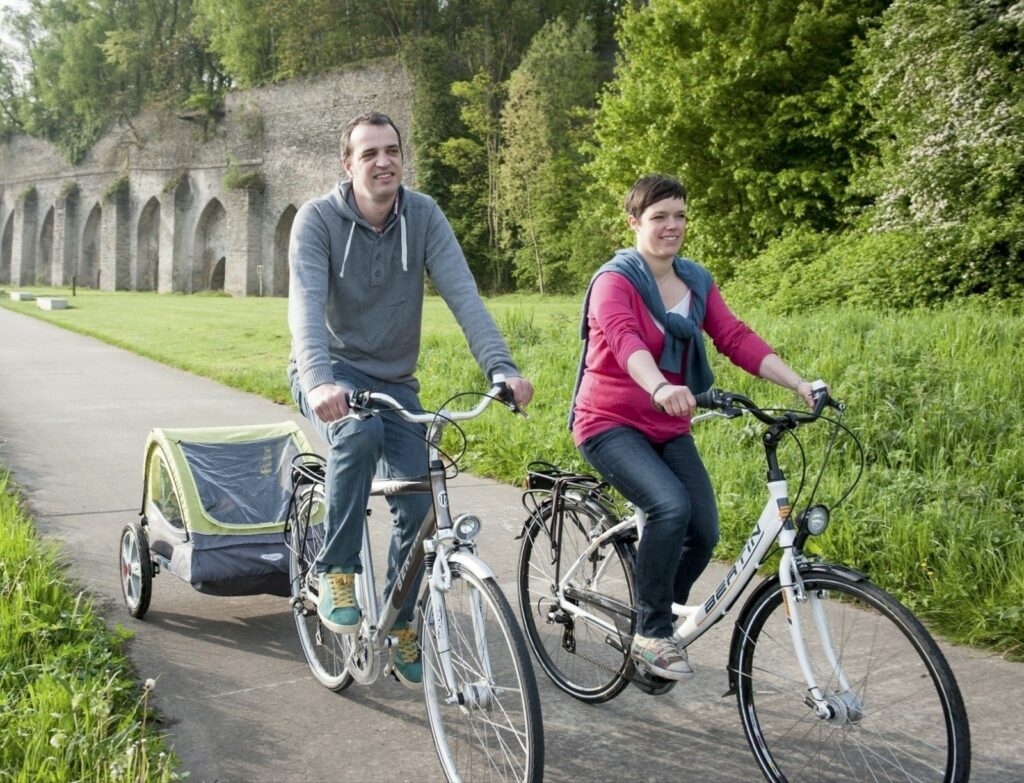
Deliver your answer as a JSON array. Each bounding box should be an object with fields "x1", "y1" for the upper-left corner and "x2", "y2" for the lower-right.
[{"x1": 119, "y1": 523, "x2": 153, "y2": 618}]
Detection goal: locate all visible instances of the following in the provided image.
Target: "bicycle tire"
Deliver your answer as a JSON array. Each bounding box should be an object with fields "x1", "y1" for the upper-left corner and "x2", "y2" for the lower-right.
[
  {"x1": 421, "y1": 563, "x2": 544, "y2": 783},
  {"x1": 287, "y1": 484, "x2": 353, "y2": 692},
  {"x1": 517, "y1": 496, "x2": 635, "y2": 703},
  {"x1": 734, "y1": 570, "x2": 971, "y2": 782}
]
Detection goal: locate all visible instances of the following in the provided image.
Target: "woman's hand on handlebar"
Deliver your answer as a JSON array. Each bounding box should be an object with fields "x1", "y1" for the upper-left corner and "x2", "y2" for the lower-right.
[
  {"x1": 794, "y1": 379, "x2": 818, "y2": 409},
  {"x1": 653, "y1": 383, "x2": 697, "y2": 417}
]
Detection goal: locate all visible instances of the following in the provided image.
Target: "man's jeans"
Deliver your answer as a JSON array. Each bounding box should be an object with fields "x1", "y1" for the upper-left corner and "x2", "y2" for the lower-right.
[
  {"x1": 291, "y1": 363, "x2": 431, "y2": 624},
  {"x1": 579, "y1": 426, "x2": 719, "y2": 638}
]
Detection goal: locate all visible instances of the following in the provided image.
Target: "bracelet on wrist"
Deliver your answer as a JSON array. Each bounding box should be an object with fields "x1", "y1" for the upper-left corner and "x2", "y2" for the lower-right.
[
  {"x1": 793, "y1": 378, "x2": 806, "y2": 392},
  {"x1": 650, "y1": 380, "x2": 671, "y2": 410}
]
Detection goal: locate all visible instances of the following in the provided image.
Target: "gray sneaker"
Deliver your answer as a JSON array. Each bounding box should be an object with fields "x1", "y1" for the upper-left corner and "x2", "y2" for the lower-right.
[{"x1": 631, "y1": 634, "x2": 694, "y2": 681}]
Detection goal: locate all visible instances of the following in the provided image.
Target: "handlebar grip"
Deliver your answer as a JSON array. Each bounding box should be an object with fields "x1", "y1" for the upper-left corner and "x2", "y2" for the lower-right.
[
  {"x1": 694, "y1": 388, "x2": 723, "y2": 409},
  {"x1": 809, "y1": 380, "x2": 831, "y2": 416}
]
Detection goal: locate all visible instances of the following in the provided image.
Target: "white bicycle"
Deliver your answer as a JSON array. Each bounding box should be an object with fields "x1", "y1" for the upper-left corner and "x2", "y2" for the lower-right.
[
  {"x1": 287, "y1": 380, "x2": 544, "y2": 783},
  {"x1": 517, "y1": 383, "x2": 970, "y2": 782}
]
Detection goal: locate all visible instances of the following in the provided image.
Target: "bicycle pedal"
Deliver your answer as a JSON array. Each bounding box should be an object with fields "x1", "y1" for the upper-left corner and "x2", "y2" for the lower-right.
[{"x1": 627, "y1": 660, "x2": 677, "y2": 696}]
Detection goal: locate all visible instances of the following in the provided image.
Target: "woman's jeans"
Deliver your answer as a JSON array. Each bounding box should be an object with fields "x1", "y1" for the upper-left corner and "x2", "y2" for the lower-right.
[
  {"x1": 290, "y1": 363, "x2": 430, "y2": 625},
  {"x1": 579, "y1": 427, "x2": 719, "y2": 638}
]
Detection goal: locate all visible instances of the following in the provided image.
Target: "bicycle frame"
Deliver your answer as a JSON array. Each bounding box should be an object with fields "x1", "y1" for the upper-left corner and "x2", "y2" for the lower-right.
[
  {"x1": 339, "y1": 386, "x2": 510, "y2": 692},
  {"x1": 551, "y1": 479, "x2": 788, "y2": 651},
  {"x1": 549, "y1": 396, "x2": 854, "y2": 717}
]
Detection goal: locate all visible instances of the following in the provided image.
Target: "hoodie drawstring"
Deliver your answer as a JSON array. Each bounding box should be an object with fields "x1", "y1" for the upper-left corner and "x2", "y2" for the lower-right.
[
  {"x1": 340, "y1": 222, "x2": 355, "y2": 278},
  {"x1": 338, "y1": 215, "x2": 407, "y2": 277},
  {"x1": 400, "y1": 215, "x2": 408, "y2": 272}
]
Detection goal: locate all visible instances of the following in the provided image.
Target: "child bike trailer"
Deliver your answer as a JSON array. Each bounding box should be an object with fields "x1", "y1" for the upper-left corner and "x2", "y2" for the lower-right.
[{"x1": 118, "y1": 421, "x2": 318, "y2": 618}]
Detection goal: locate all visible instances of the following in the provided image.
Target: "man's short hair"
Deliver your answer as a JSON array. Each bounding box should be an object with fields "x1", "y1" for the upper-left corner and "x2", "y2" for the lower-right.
[
  {"x1": 624, "y1": 174, "x2": 687, "y2": 219},
  {"x1": 340, "y1": 112, "x2": 404, "y2": 162}
]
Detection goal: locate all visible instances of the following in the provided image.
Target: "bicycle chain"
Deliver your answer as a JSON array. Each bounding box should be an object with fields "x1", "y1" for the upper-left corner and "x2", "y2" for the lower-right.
[
  {"x1": 554, "y1": 610, "x2": 673, "y2": 693},
  {"x1": 554, "y1": 613, "x2": 630, "y2": 676}
]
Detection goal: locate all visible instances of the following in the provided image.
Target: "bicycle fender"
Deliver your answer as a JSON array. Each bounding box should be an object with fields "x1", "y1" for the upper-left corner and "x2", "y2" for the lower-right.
[
  {"x1": 723, "y1": 562, "x2": 868, "y2": 696},
  {"x1": 447, "y1": 551, "x2": 497, "y2": 582}
]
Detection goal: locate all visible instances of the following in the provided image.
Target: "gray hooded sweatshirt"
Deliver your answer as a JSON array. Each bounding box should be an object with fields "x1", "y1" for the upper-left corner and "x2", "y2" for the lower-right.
[{"x1": 288, "y1": 181, "x2": 519, "y2": 394}]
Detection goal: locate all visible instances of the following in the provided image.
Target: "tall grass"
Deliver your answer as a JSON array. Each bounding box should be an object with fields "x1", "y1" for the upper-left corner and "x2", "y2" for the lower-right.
[
  {"x1": 0, "y1": 472, "x2": 179, "y2": 781},
  {"x1": 3, "y1": 290, "x2": 1021, "y2": 656},
  {"x1": 421, "y1": 303, "x2": 1024, "y2": 657}
]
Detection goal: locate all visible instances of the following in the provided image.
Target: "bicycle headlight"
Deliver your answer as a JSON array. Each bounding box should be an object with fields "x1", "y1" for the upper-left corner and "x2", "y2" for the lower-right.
[
  {"x1": 800, "y1": 505, "x2": 830, "y2": 536},
  {"x1": 453, "y1": 513, "x2": 482, "y2": 542}
]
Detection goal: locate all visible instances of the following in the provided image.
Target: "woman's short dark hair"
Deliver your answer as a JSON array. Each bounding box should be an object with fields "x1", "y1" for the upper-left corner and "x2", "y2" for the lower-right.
[
  {"x1": 624, "y1": 174, "x2": 687, "y2": 219},
  {"x1": 340, "y1": 111, "x2": 403, "y2": 162}
]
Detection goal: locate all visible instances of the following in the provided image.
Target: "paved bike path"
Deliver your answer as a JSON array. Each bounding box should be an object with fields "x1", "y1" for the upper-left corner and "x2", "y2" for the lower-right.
[{"x1": 1, "y1": 306, "x2": 1021, "y2": 782}]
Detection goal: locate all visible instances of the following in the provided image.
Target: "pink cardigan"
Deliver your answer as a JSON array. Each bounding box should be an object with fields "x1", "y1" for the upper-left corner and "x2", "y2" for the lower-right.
[{"x1": 572, "y1": 271, "x2": 774, "y2": 447}]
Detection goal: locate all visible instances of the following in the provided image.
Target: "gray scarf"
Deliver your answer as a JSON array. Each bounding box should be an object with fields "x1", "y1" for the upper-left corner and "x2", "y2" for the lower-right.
[{"x1": 568, "y1": 249, "x2": 714, "y2": 430}]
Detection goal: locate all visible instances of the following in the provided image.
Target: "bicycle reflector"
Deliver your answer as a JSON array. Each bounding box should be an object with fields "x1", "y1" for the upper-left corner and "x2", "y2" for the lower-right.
[
  {"x1": 799, "y1": 505, "x2": 831, "y2": 536},
  {"x1": 453, "y1": 513, "x2": 483, "y2": 542}
]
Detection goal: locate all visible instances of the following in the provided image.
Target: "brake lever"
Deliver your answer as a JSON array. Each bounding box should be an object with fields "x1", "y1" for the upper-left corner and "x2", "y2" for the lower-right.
[
  {"x1": 497, "y1": 384, "x2": 529, "y2": 419},
  {"x1": 493, "y1": 375, "x2": 529, "y2": 419}
]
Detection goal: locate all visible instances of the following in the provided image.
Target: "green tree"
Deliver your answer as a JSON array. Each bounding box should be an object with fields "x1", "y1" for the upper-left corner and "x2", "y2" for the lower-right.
[
  {"x1": 190, "y1": 0, "x2": 276, "y2": 87},
  {"x1": 440, "y1": 70, "x2": 507, "y2": 290},
  {"x1": 8, "y1": 0, "x2": 220, "y2": 162},
  {"x1": 498, "y1": 18, "x2": 599, "y2": 293},
  {"x1": 407, "y1": 1, "x2": 622, "y2": 292},
  {"x1": 587, "y1": 0, "x2": 888, "y2": 278}
]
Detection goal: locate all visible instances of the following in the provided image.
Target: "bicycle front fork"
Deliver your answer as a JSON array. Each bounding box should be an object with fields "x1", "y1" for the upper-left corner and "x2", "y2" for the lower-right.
[
  {"x1": 780, "y1": 553, "x2": 860, "y2": 721},
  {"x1": 425, "y1": 543, "x2": 496, "y2": 709}
]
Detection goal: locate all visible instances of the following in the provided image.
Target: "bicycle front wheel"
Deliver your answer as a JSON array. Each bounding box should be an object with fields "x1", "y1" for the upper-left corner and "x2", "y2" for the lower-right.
[
  {"x1": 734, "y1": 570, "x2": 970, "y2": 782},
  {"x1": 517, "y1": 497, "x2": 635, "y2": 703},
  {"x1": 421, "y1": 563, "x2": 544, "y2": 783},
  {"x1": 287, "y1": 484, "x2": 353, "y2": 692}
]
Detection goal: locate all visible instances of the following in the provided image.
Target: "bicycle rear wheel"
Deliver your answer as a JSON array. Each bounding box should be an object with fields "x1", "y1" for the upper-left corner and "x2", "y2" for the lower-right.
[
  {"x1": 517, "y1": 496, "x2": 635, "y2": 703},
  {"x1": 734, "y1": 570, "x2": 970, "y2": 782},
  {"x1": 287, "y1": 484, "x2": 353, "y2": 691},
  {"x1": 421, "y1": 562, "x2": 544, "y2": 783}
]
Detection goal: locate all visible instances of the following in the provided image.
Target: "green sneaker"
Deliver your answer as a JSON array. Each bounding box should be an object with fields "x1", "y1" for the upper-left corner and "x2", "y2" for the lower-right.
[
  {"x1": 317, "y1": 569, "x2": 361, "y2": 633},
  {"x1": 393, "y1": 625, "x2": 422, "y2": 689}
]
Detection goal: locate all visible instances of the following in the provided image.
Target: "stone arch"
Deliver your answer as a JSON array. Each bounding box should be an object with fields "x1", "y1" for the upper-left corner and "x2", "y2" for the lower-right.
[
  {"x1": 80, "y1": 203, "x2": 102, "y2": 289},
  {"x1": 273, "y1": 205, "x2": 296, "y2": 297},
  {"x1": 192, "y1": 198, "x2": 226, "y2": 293},
  {"x1": 137, "y1": 196, "x2": 160, "y2": 291},
  {"x1": 38, "y1": 206, "x2": 54, "y2": 285},
  {"x1": 0, "y1": 211, "x2": 12, "y2": 285},
  {"x1": 209, "y1": 256, "x2": 226, "y2": 291}
]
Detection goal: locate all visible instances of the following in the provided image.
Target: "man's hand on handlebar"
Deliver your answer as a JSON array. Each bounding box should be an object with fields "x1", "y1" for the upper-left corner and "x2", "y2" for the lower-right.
[
  {"x1": 504, "y1": 376, "x2": 534, "y2": 410},
  {"x1": 309, "y1": 382, "x2": 352, "y2": 423}
]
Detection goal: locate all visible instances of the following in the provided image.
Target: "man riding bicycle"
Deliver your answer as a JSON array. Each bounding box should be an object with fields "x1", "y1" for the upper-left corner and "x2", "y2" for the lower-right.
[{"x1": 287, "y1": 111, "x2": 533, "y2": 687}]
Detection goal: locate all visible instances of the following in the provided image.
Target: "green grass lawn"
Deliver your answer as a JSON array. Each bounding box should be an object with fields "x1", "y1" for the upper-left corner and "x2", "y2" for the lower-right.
[
  {"x1": 2, "y1": 286, "x2": 1022, "y2": 660},
  {"x1": 0, "y1": 287, "x2": 578, "y2": 403}
]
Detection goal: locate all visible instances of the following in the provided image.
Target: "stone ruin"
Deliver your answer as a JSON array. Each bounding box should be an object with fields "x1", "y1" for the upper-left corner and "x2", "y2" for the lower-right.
[{"x1": 0, "y1": 58, "x2": 413, "y2": 297}]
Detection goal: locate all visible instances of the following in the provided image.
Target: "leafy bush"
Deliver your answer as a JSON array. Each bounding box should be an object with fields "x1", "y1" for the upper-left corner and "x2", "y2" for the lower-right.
[{"x1": 725, "y1": 224, "x2": 1024, "y2": 313}]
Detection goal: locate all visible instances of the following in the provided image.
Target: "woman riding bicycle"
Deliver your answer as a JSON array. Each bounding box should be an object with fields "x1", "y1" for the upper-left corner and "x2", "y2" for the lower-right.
[{"x1": 569, "y1": 173, "x2": 824, "y2": 681}]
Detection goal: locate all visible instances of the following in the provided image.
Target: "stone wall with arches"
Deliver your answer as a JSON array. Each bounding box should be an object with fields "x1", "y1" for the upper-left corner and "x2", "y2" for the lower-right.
[{"x1": 0, "y1": 59, "x2": 412, "y2": 296}]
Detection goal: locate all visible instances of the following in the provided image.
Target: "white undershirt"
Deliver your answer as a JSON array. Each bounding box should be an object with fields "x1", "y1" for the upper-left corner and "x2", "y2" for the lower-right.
[{"x1": 652, "y1": 290, "x2": 692, "y2": 332}]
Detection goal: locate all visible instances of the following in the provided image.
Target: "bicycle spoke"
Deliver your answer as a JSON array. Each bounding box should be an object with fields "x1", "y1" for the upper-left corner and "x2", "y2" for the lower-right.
[
  {"x1": 736, "y1": 573, "x2": 968, "y2": 782},
  {"x1": 423, "y1": 567, "x2": 542, "y2": 782}
]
